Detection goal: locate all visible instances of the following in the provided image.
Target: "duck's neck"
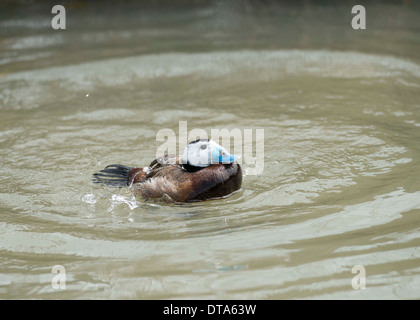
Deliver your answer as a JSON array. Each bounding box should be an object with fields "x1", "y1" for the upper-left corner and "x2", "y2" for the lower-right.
[{"x1": 182, "y1": 163, "x2": 206, "y2": 172}]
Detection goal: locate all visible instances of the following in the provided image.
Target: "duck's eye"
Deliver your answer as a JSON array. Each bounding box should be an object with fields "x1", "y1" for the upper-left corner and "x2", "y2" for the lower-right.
[
  {"x1": 219, "y1": 150, "x2": 226, "y2": 156},
  {"x1": 200, "y1": 144, "x2": 207, "y2": 150}
]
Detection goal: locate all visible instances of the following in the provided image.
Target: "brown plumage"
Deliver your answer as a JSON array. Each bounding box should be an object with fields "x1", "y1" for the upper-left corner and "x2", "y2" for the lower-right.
[{"x1": 93, "y1": 154, "x2": 242, "y2": 202}]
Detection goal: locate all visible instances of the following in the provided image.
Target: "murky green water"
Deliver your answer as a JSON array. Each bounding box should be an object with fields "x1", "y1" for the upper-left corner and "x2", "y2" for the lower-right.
[{"x1": 1, "y1": 1, "x2": 420, "y2": 299}]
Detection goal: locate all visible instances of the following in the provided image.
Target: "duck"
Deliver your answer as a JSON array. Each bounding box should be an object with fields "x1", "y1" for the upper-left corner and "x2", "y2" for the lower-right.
[{"x1": 93, "y1": 139, "x2": 242, "y2": 202}]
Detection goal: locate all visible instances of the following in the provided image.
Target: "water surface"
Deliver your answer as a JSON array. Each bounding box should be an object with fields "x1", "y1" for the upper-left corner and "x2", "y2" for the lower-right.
[{"x1": 0, "y1": 1, "x2": 419, "y2": 299}]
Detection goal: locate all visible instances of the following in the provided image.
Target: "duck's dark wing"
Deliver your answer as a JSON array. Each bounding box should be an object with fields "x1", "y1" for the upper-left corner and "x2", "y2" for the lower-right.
[
  {"x1": 132, "y1": 163, "x2": 242, "y2": 202},
  {"x1": 146, "y1": 154, "x2": 180, "y2": 177}
]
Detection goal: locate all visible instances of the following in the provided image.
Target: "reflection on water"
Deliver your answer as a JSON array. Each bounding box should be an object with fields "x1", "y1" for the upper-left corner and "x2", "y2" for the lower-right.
[{"x1": 0, "y1": 1, "x2": 420, "y2": 299}]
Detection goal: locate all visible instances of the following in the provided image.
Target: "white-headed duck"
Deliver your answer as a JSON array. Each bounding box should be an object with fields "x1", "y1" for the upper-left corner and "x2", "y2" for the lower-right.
[{"x1": 93, "y1": 139, "x2": 242, "y2": 202}]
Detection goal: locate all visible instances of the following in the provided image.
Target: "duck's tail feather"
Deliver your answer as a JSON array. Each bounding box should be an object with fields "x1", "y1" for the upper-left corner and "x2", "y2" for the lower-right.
[{"x1": 92, "y1": 164, "x2": 132, "y2": 187}]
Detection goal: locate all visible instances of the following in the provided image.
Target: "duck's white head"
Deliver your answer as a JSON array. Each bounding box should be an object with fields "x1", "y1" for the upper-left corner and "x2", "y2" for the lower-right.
[{"x1": 181, "y1": 139, "x2": 240, "y2": 168}]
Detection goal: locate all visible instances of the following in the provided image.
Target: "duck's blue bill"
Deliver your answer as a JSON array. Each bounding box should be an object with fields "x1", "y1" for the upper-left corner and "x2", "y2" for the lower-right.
[{"x1": 219, "y1": 154, "x2": 241, "y2": 164}]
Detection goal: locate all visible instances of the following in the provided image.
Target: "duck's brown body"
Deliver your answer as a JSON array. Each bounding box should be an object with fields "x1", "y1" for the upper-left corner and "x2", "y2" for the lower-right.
[{"x1": 93, "y1": 154, "x2": 242, "y2": 202}]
